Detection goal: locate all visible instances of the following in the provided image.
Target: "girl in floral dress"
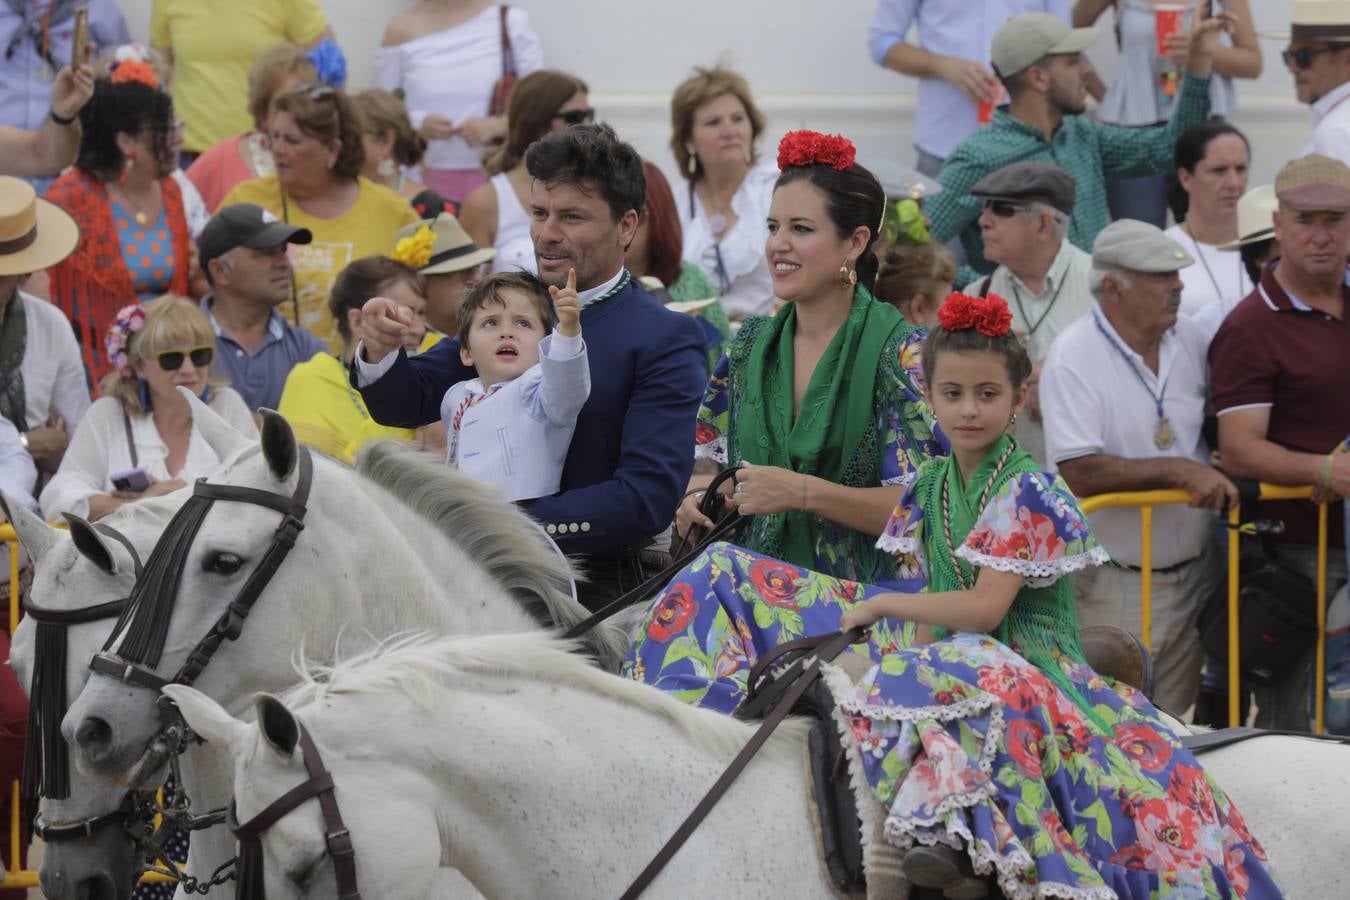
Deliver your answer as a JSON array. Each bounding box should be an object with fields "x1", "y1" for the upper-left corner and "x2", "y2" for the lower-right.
[{"x1": 834, "y1": 294, "x2": 1277, "y2": 898}]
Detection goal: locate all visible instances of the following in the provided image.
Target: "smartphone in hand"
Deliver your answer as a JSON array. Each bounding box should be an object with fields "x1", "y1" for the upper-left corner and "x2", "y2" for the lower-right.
[
  {"x1": 111, "y1": 467, "x2": 151, "y2": 494},
  {"x1": 71, "y1": 6, "x2": 89, "y2": 69}
]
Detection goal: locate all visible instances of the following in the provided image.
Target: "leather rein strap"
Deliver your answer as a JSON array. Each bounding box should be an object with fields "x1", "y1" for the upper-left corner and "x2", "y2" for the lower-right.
[
  {"x1": 229, "y1": 722, "x2": 360, "y2": 900},
  {"x1": 87, "y1": 449, "x2": 314, "y2": 693},
  {"x1": 619, "y1": 627, "x2": 866, "y2": 900}
]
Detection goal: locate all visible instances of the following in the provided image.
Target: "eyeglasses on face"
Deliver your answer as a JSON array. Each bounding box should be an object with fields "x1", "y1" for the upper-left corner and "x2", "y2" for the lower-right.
[
  {"x1": 1282, "y1": 44, "x2": 1345, "y2": 69},
  {"x1": 156, "y1": 346, "x2": 214, "y2": 371},
  {"x1": 983, "y1": 199, "x2": 1028, "y2": 219},
  {"x1": 553, "y1": 108, "x2": 596, "y2": 127}
]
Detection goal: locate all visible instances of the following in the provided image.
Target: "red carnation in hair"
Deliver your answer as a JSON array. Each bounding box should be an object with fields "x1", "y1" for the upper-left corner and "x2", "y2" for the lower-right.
[
  {"x1": 937, "y1": 292, "x2": 1014, "y2": 338},
  {"x1": 777, "y1": 130, "x2": 857, "y2": 172},
  {"x1": 110, "y1": 60, "x2": 160, "y2": 90}
]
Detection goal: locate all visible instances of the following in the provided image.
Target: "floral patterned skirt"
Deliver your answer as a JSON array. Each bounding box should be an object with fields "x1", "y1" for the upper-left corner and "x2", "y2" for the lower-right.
[
  {"x1": 622, "y1": 542, "x2": 920, "y2": 712},
  {"x1": 841, "y1": 633, "x2": 1280, "y2": 899}
]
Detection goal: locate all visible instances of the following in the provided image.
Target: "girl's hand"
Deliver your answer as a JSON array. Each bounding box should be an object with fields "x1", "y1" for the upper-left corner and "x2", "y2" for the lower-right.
[
  {"x1": 840, "y1": 598, "x2": 886, "y2": 631},
  {"x1": 733, "y1": 462, "x2": 808, "y2": 516}
]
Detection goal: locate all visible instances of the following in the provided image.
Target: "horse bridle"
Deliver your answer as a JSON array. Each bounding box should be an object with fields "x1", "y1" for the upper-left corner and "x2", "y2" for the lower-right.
[
  {"x1": 21, "y1": 523, "x2": 159, "y2": 850},
  {"x1": 87, "y1": 448, "x2": 313, "y2": 702},
  {"x1": 228, "y1": 721, "x2": 360, "y2": 900}
]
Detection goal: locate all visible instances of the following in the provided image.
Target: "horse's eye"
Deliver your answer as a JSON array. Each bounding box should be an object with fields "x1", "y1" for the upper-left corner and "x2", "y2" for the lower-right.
[{"x1": 202, "y1": 551, "x2": 245, "y2": 576}]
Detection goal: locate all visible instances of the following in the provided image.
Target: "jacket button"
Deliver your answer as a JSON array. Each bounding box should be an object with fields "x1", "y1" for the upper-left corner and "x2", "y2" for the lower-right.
[
  {"x1": 546, "y1": 524, "x2": 557, "y2": 535},
  {"x1": 569, "y1": 523, "x2": 579, "y2": 533},
  {"x1": 580, "y1": 522, "x2": 591, "y2": 532}
]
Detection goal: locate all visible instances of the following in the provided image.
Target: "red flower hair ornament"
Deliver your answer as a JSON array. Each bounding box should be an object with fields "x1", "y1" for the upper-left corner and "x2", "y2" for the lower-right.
[
  {"x1": 937, "y1": 292, "x2": 1014, "y2": 338},
  {"x1": 109, "y1": 60, "x2": 160, "y2": 91},
  {"x1": 777, "y1": 130, "x2": 856, "y2": 172}
]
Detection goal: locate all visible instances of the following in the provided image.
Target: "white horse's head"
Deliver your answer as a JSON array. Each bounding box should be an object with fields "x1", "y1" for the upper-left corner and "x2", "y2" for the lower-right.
[
  {"x1": 5, "y1": 491, "x2": 185, "y2": 900},
  {"x1": 64, "y1": 393, "x2": 602, "y2": 790},
  {"x1": 166, "y1": 684, "x2": 444, "y2": 900}
]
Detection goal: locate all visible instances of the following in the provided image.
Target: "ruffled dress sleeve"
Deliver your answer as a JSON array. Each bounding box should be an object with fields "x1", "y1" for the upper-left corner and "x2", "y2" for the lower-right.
[
  {"x1": 693, "y1": 354, "x2": 730, "y2": 464},
  {"x1": 875, "y1": 475, "x2": 927, "y2": 590},
  {"x1": 957, "y1": 472, "x2": 1109, "y2": 588}
]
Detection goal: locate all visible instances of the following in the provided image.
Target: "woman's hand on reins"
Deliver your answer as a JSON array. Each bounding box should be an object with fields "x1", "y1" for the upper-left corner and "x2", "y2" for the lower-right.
[{"x1": 731, "y1": 463, "x2": 809, "y2": 517}]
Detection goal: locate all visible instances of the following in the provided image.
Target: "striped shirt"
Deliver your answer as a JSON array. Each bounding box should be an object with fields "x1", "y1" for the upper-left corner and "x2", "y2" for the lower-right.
[{"x1": 928, "y1": 72, "x2": 1212, "y2": 276}]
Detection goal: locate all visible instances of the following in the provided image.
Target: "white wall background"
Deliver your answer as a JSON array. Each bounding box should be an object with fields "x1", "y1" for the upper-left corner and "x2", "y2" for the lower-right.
[{"x1": 118, "y1": 1, "x2": 1307, "y2": 188}]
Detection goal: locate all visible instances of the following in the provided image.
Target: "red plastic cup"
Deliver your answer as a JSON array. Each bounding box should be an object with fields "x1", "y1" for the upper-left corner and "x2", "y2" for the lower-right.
[{"x1": 1154, "y1": 4, "x2": 1187, "y2": 58}]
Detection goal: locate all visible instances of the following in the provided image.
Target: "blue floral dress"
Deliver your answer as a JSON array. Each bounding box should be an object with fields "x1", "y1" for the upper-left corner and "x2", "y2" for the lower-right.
[{"x1": 625, "y1": 464, "x2": 1278, "y2": 897}]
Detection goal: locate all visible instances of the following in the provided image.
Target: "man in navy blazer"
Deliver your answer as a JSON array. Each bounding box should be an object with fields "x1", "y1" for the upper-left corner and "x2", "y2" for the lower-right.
[{"x1": 353, "y1": 124, "x2": 708, "y2": 610}]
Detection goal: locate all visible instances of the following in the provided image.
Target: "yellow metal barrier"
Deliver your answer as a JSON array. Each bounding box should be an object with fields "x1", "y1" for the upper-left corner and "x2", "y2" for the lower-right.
[
  {"x1": 0, "y1": 523, "x2": 176, "y2": 889},
  {"x1": 1079, "y1": 484, "x2": 1329, "y2": 733}
]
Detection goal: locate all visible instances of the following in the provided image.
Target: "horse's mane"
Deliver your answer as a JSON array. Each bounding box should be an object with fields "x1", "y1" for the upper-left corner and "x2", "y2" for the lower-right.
[
  {"x1": 286, "y1": 632, "x2": 811, "y2": 763},
  {"x1": 352, "y1": 441, "x2": 629, "y2": 670}
]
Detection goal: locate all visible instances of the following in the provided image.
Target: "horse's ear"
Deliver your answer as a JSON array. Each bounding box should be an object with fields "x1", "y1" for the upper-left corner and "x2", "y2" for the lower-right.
[
  {"x1": 255, "y1": 693, "x2": 300, "y2": 759},
  {"x1": 177, "y1": 386, "x2": 251, "y2": 459},
  {"x1": 162, "y1": 685, "x2": 248, "y2": 748},
  {"x1": 62, "y1": 513, "x2": 118, "y2": 575},
  {"x1": 258, "y1": 411, "x2": 298, "y2": 483},
  {"x1": 1, "y1": 494, "x2": 56, "y2": 562}
]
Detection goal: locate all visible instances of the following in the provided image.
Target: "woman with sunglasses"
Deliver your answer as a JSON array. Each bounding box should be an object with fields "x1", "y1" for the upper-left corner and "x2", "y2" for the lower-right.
[
  {"x1": 221, "y1": 84, "x2": 419, "y2": 353},
  {"x1": 44, "y1": 63, "x2": 199, "y2": 385},
  {"x1": 671, "y1": 65, "x2": 778, "y2": 320},
  {"x1": 459, "y1": 70, "x2": 591, "y2": 276},
  {"x1": 1073, "y1": 0, "x2": 1261, "y2": 227},
  {"x1": 39, "y1": 295, "x2": 257, "y2": 522}
]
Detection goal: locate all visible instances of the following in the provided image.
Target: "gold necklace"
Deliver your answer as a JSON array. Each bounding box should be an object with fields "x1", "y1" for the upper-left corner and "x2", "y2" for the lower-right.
[{"x1": 113, "y1": 182, "x2": 161, "y2": 227}]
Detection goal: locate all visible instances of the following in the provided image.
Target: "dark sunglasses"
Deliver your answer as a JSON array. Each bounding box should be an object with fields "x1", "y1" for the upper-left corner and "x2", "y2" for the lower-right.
[
  {"x1": 553, "y1": 108, "x2": 596, "y2": 127},
  {"x1": 1282, "y1": 44, "x2": 1344, "y2": 69},
  {"x1": 157, "y1": 346, "x2": 214, "y2": 371},
  {"x1": 983, "y1": 199, "x2": 1027, "y2": 219}
]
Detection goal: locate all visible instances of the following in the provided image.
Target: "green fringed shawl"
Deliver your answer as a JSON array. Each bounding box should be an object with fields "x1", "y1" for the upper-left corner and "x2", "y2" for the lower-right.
[
  {"x1": 915, "y1": 435, "x2": 1107, "y2": 730},
  {"x1": 725, "y1": 287, "x2": 920, "y2": 582}
]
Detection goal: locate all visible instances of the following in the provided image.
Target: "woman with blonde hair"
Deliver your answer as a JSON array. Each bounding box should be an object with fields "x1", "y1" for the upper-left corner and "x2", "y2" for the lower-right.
[
  {"x1": 873, "y1": 240, "x2": 955, "y2": 329},
  {"x1": 458, "y1": 69, "x2": 590, "y2": 275},
  {"x1": 671, "y1": 65, "x2": 777, "y2": 319},
  {"x1": 353, "y1": 88, "x2": 435, "y2": 206},
  {"x1": 39, "y1": 295, "x2": 257, "y2": 521}
]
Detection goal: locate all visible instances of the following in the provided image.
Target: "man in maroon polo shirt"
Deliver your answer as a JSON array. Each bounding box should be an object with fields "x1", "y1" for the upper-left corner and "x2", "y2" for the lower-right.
[{"x1": 1209, "y1": 153, "x2": 1350, "y2": 733}]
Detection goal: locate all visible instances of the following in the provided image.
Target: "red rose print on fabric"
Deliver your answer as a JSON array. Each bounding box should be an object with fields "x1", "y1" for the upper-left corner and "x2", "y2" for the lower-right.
[
  {"x1": 749, "y1": 558, "x2": 801, "y2": 608},
  {"x1": 647, "y1": 583, "x2": 697, "y2": 642},
  {"x1": 1116, "y1": 723, "x2": 1173, "y2": 773},
  {"x1": 1005, "y1": 718, "x2": 1044, "y2": 778}
]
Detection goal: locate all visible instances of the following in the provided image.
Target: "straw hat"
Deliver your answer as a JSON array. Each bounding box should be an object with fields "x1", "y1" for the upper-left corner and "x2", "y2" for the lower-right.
[
  {"x1": 393, "y1": 213, "x2": 496, "y2": 276},
  {"x1": 0, "y1": 176, "x2": 79, "y2": 276},
  {"x1": 1218, "y1": 186, "x2": 1278, "y2": 251},
  {"x1": 1261, "y1": 0, "x2": 1350, "y2": 42}
]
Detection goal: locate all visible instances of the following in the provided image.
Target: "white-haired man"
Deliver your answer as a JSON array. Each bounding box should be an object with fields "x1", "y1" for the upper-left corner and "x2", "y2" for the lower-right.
[
  {"x1": 1041, "y1": 219, "x2": 1235, "y2": 714},
  {"x1": 965, "y1": 160, "x2": 1093, "y2": 464}
]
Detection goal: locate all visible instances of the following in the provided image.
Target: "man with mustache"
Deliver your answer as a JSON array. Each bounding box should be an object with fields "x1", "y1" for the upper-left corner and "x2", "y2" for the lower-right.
[
  {"x1": 353, "y1": 124, "x2": 708, "y2": 611},
  {"x1": 1040, "y1": 219, "x2": 1234, "y2": 715},
  {"x1": 1209, "y1": 154, "x2": 1350, "y2": 733}
]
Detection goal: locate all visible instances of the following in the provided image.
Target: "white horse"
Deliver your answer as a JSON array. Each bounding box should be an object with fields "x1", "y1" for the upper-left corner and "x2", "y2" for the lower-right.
[
  {"x1": 40, "y1": 398, "x2": 615, "y2": 898},
  {"x1": 165, "y1": 632, "x2": 828, "y2": 900},
  {"x1": 169, "y1": 632, "x2": 1350, "y2": 900},
  {"x1": 7, "y1": 495, "x2": 182, "y2": 900}
]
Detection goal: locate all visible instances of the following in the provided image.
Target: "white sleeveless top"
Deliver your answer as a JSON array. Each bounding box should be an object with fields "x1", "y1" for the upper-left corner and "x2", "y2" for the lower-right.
[{"x1": 489, "y1": 173, "x2": 537, "y2": 274}]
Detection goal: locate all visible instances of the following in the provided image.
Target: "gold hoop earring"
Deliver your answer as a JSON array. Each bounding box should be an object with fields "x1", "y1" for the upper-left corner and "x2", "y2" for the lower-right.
[
  {"x1": 838, "y1": 265, "x2": 857, "y2": 289},
  {"x1": 1009, "y1": 411, "x2": 1019, "y2": 429}
]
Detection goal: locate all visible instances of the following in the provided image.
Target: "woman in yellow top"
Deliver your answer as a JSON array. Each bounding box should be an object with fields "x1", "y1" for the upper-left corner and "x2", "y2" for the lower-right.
[
  {"x1": 221, "y1": 84, "x2": 419, "y2": 351},
  {"x1": 278, "y1": 256, "x2": 441, "y2": 463}
]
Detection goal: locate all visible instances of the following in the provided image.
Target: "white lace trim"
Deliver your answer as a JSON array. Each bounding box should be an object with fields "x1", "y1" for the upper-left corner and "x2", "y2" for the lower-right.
[
  {"x1": 954, "y1": 545, "x2": 1110, "y2": 588},
  {"x1": 875, "y1": 533, "x2": 921, "y2": 555},
  {"x1": 693, "y1": 436, "x2": 728, "y2": 464},
  {"x1": 881, "y1": 474, "x2": 908, "y2": 486}
]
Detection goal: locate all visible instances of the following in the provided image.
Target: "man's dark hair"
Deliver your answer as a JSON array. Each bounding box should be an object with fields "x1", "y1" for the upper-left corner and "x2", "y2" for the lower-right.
[
  {"x1": 998, "y1": 54, "x2": 1055, "y2": 99},
  {"x1": 524, "y1": 123, "x2": 646, "y2": 222},
  {"x1": 1240, "y1": 237, "x2": 1276, "y2": 287}
]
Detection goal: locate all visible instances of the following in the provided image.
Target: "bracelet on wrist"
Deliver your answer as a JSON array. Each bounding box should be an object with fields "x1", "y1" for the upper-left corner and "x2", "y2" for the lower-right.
[
  {"x1": 49, "y1": 108, "x2": 77, "y2": 126},
  {"x1": 1320, "y1": 453, "x2": 1336, "y2": 494}
]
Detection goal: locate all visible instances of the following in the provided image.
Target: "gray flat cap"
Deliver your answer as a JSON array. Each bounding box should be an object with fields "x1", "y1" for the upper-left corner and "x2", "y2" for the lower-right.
[
  {"x1": 970, "y1": 161, "x2": 1076, "y2": 216},
  {"x1": 1092, "y1": 219, "x2": 1193, "y2": 273}
]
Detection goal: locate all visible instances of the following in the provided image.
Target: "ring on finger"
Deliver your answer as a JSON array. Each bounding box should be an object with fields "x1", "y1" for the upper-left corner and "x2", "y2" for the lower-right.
[{"x1": 734, "y1": 482, "x2": 744, "y2": 494}]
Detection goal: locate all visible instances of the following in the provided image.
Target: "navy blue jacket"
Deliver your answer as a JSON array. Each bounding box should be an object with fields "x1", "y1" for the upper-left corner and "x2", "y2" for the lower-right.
[{"x1": 354, "y1": 276, "x2": 707, "y2": 554}]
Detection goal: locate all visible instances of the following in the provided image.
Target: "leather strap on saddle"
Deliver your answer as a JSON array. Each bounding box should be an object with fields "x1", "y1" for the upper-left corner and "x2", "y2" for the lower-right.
[
  {"x1": 230, "y1": 722, "x2": 360, "y2": 900},
  {"x1": 619, "y1": 628, "x2": 866, "y2": 900}
]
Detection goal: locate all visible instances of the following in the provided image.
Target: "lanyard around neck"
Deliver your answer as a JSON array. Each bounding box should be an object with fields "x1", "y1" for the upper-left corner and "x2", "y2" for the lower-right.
[
  {"x1": 1092, "y1": 313, "x2": 1169, "y2": 419},
  {"x1": 1008, "y1": 269, "x2": 1067, "y2": 339}
]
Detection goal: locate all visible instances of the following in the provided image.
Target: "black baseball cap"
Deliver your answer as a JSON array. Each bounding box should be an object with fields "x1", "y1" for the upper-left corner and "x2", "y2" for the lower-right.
[{"x1": 198, "y1": 203, "x2": 312, "y2": 270}]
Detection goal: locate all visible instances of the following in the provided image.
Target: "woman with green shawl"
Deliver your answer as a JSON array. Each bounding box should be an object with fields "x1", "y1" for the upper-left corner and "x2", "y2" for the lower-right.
[
  {"x1": 624, "y1": 293, "x2": 1277, "y2": 898},
  {"x1": 676, "y1": 130, "x2": 945, "y2": 587}
]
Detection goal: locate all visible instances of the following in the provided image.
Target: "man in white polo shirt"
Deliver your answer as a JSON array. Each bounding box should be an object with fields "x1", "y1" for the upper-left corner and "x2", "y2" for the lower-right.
[
  {"x1": 1281, "y1": 0, "x2": 1350, "y2": 164},
  {"x1": 1040, "y1": 219, "x2": 1236, "y2": 713}
]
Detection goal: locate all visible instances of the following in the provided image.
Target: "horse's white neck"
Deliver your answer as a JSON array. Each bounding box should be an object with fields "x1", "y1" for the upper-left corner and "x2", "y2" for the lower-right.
[{"x1": 306, "y1": 678, "x2": 826, "y2": 899}]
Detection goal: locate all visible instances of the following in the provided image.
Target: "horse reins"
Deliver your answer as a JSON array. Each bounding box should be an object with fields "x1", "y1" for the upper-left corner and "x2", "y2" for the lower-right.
[
  {"x1": 562, "y1": 465, "x2": 744, "y2": 641},
  {"x1": 229, "y1": 721, "x2": 360, "y2": 900},
  {"x1": 87, "y1": 448, "x2": 313, "y2": 697}
]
